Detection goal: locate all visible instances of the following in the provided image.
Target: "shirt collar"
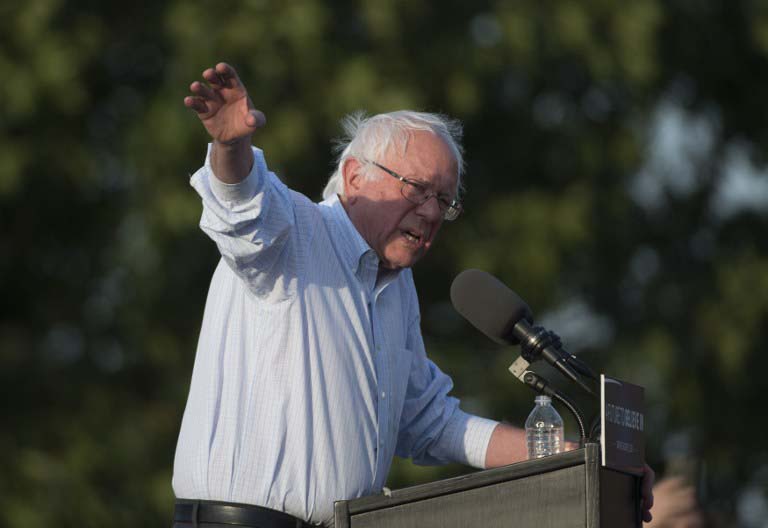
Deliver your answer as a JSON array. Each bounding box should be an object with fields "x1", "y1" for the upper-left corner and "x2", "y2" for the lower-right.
[
  {"x1": 321, "y1": 194, "x2": 378, "y2": 273},
  {"x1": 320, "y1": 194, "x2": 402, "y2": 293}
]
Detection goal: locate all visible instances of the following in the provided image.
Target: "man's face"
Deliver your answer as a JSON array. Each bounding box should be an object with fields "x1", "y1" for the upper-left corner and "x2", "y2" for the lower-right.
[{"x1": 342, "y1": 131, "x2": 459, "y2": 270}]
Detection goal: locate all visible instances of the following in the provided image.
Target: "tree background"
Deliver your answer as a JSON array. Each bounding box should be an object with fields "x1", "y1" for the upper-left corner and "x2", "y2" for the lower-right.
[{"x1": 2, "y1": 0, "x2": 768, "y2": 526}]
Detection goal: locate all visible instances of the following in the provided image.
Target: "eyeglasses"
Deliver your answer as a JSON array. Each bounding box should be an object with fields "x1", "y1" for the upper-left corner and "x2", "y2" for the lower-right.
[{"x1": 365, "y1": 159, "x2": 463, "y2": 221}]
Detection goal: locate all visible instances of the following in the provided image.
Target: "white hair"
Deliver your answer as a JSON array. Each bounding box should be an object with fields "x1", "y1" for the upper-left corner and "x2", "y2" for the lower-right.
[{"x1": 321, "y1": 110, "x2": 465, "y2": 200}]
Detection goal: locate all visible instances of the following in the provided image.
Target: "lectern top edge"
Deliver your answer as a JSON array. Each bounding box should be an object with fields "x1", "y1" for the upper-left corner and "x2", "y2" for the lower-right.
[{"x1": 341, "y1": 445, "x2": 594, "y2": 516}]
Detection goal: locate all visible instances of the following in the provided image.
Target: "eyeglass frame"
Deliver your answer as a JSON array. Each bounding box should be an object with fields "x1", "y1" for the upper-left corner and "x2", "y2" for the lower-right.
[{"x1": 362, "y1": 159, "x2": 463, "y2": 221}]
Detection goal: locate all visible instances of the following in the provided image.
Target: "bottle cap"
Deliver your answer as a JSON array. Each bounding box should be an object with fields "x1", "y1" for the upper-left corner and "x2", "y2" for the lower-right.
[{"x1": 535, "y1": 395, "x2": 551, "y2": 404}]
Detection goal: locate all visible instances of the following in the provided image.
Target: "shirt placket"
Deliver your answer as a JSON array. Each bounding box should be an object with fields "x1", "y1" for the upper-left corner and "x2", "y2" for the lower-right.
[{"x1": 369, "y1": 282, "x2": 392, "y2": 487}]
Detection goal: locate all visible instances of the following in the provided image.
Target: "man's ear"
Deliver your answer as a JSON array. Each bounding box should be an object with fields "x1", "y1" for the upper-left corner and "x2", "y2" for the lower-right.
[{"x1": 342, "y1": 157, "x2": 364, "y2": 200}]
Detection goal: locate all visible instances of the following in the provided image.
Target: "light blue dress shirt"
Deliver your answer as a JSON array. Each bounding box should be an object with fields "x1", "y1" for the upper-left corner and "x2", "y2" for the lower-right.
[{"x1": 172, "y1": 146, "x2": 498, "y2": 526}]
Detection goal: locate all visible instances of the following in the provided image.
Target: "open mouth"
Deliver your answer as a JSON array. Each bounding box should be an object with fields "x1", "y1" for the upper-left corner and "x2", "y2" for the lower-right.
[{"x1": 402, "y1": 229, "x2": 422, "y2": 244}]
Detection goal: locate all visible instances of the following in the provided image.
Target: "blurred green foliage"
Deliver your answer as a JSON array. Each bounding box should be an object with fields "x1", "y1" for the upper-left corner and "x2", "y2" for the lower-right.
[{"x1": 2, "y1": 0, "x2": 768, "y2": 526}]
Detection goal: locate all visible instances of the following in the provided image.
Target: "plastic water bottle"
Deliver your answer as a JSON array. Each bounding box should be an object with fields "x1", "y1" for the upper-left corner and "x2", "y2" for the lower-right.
[{"x1": 525, "y1": 395, "x2": 564, "y2": 459}]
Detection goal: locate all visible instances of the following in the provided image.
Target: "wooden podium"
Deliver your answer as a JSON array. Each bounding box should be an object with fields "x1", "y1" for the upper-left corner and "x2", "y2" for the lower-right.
[{"x1": 334, "y1": 443, "x2": 642, "y2": 528}]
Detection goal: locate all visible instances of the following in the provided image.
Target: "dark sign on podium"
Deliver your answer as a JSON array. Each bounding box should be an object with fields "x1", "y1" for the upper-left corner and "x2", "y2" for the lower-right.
[{"x1": 600, "y1": 374, "x2": 645, "y2": 474}]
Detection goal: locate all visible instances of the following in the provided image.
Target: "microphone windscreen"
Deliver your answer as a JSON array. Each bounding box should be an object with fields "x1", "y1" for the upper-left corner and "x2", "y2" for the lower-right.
[{"x1": 450, "y1": 269, "x2": 533, "y2": 345}]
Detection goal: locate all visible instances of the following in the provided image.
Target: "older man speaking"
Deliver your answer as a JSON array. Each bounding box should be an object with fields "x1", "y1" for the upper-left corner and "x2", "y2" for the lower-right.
[{"x1": 172, "y1": 63, "x2": 653, "y2": 528}]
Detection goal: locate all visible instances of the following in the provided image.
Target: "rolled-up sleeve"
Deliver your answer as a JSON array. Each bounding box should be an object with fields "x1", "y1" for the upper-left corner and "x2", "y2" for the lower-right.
[{"x1": 395, "y1": 315, "x2": 499, "y2": 469}]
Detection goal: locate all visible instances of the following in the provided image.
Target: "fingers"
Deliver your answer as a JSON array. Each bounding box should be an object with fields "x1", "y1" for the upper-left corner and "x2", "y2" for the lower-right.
[
  {"x1": 185, "y1": 81, "x2": 220, "y2": 115},
  {"x1": 183, "y1": 62, "x2": 266, "y2": 143},
  {"x1": 215, "y1": 62, "x2": 242, "y2": 88},
  {"x1": 200, "y1": 62, "x2": 243, "y2": 90},
  {"x1": 642, "y1": 463, "x2": 656, "y2": 508},
  {"x1": 184, "y1": 95, "x2": 210, "y2": 115},
  {"x1": 184, "y1": 63, "x2": 243, "y2": 116},
  {"x1": 202, "y1": 68, "x2": 224, "y2": 88},
  {"x1": 190, "y1": 80, "x2": 217, "y2": 101},
  {"x1": 640, "y1": 464, "x2": 655, "y2": 523}
]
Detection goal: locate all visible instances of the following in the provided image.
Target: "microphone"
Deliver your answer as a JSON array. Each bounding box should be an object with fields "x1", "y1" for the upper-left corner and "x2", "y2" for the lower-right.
[{"x1": 450, "y1": 269, "x2": 595, "y2": 395}]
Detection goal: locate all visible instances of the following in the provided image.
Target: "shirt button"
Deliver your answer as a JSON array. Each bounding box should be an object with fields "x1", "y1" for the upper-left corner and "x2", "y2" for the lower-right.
[{"x1": 381, "y1": 391, "x2": 386, "y2": 399}]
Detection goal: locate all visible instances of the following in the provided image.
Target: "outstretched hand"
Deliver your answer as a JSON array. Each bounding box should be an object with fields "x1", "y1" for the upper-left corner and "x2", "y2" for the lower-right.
[{"x1": 184, "y1": 62, "x2": 266, "y2": 144}]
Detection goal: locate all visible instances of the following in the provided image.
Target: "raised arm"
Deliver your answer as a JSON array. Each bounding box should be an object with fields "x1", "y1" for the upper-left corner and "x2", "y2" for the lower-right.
[{"x1": 184, "y1": 62, "x2": 266, "y2": 184}]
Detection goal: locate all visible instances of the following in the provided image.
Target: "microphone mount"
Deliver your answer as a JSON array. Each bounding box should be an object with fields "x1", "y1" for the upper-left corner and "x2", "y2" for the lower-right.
[
  {"x1": 509, "y1": 356, "x2": 588, "y2": 445},
  {"x1": 518, "y1": 326, "x2": 596, "y2": 380},
  {"x1": 513, "y1": 321, "x2": 597, "y2": 397}
]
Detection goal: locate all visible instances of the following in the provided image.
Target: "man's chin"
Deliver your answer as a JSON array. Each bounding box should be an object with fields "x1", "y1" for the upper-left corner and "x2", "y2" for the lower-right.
[{"x1": 381, "y1": 251, "x2": 425, "y2": 270}]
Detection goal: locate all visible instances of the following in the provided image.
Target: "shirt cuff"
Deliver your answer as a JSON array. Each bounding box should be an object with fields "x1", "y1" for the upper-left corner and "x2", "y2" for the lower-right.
[
  {"x1": 443, "y1": 410, "x2": 499, "y2": 469},
  {"x1": 204, "y1": 143, "x2": 263, "y2": 204}
]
